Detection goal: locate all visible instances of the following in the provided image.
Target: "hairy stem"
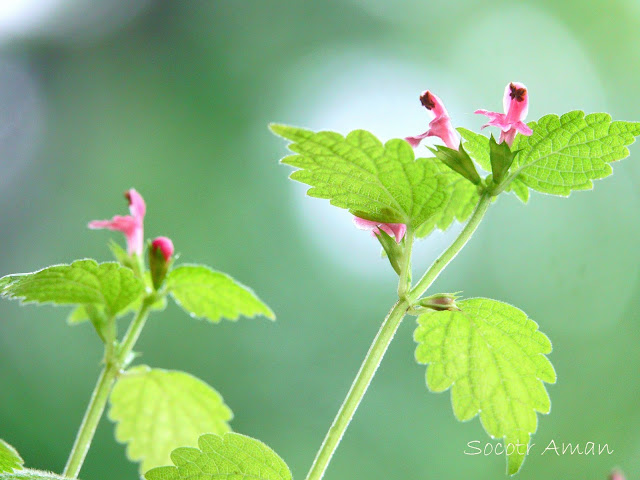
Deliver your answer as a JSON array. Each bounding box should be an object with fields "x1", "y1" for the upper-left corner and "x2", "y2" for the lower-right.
[
  {"x1": 63, "y1": 298, "x2": 153, "y2": 478},
  {"x1": 304, "y1": 192, "x2": 491, "y2": 480},
  {"x1": 408, "y1": 192, "x2": 491, "y2": 302},
  {"x1": 304, "y1": 298, "x2": 410, "y2": 480},
  {"x1": 397, "y1": 227, "x2": 414, "y2": 298}
]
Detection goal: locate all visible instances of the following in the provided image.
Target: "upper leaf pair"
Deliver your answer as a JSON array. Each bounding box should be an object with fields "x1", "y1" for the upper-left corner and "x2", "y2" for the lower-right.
[
  {"x1": 461, "y1": 110, "x2": 640, "y2": 197},
  {"x1": 0, "y1": 261, "x2": 274, "y2": 326},
  {"x1": 272, "y1": 85, "x2": 640, "y2": 240}
]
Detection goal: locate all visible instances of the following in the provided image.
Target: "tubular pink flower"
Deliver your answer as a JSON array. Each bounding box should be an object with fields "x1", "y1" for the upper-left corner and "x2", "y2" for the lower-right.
[
  {"x1": 88, "y1": 188, "x2": 146, "y2": 256},
  {"x1": 405, "y1": 90, "x2": 460, "y2": 150},
  {"x1": 353, "y1": 216, "x2": 406, "y2": 243},
  {"x1": 151, "y1": 236, "x2": 174, "y2": 262},
  {"x1": 475, "y1": 82, "x2": 533, "y2": 146}
]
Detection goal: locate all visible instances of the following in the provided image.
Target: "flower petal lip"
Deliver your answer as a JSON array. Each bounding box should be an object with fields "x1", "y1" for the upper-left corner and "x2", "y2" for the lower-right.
[
  {"x1": 125, "y1": 188, "x2": 146, "y2": 219},
  {"x1": 406, "y1": 90, "x2": 460, "y2": 150},
  {"x1": 89, "y1": 189, "x2": 146, "y2": 256},
  {"x1": 475, "y1": 81, "x2": 532, "y2": 146},
  {"x1": 353, "y1": 216, "x2": 406, "y2": 243}
]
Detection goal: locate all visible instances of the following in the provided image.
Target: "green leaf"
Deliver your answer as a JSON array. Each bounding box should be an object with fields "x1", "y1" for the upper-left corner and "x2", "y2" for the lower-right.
[
  {"x1": 0, "y1": 260, "x2": 144, "y2": 317},
  {"x1": 506, "y1": 178, "x2": 529, "y2": 203},
  {"x1": 429, "y1": 144, "x2": 481, "y2": 185},
  {"x1": 167, "y1": 265, "x2": 274, "y2": 323},
  {"x1": 510, "y1": 111, "x2": 640, "y2": 195},
  {"x1": 0, "y1": 470, "x2": 69, "y2": 480},
  {"x1": 144, "y1": 433, "x2": 292, "y2": 480},
  {"x1": 271, "y1": 124, "x2": 453, "y2": 230},
  {"x1": 109, "y1": 366, "x2": 233, "y2": 473},
  {"x1": 414, "y1": 165, "x2": 479, "y2": 238},
  {"x1": 0, "y1": 440, "x2": 23, "y2": 473},
  {"x1": 414, "y1": 297, "x2": 556, "y2": 475},
  {"x1": 458, "y1": 128, "x2": 491, "y2": 171}
]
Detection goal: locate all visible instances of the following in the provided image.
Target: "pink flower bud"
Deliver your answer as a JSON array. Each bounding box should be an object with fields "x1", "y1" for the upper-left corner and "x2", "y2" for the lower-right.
[
  {"x1": 151, "y1": 236, "x2": 174, "y2": 262},
  {"x1": 406, "y1": 90, "x2": 460, "y2": 150},
  {"x1": 610, "y1": 470, "x2": 626, "y2": 480},
  {"x1": 89, "y1": 188, "x2": 146, "y2": 256},
  {"x1": 475, "y1": 82, "x2": 533, "y2": 146},
  {"x1": 149, "y1": 236, "x2": 174, "y2": 290},
  {"x1": 353, "y1": 216, "x2": 406, "y2": 243}
]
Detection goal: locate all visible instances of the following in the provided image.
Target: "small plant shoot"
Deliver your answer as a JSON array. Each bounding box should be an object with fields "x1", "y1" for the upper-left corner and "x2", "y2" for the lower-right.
[{"x1": 1, "y1": 82, "x2": 637, "y2": 480}]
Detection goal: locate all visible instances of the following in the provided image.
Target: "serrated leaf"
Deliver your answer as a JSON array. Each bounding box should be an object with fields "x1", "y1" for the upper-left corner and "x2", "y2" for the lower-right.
[
  {"x1": 0, "y1": 440, "x2": 23, "y2": 473},
  {"x1": 414, "y1": 297, "x2": 556, "y2": 475},
  {"x1": 509, "y1": 111, "x2": 640, "y2": 195},
  {"x1": 458, "y1": 128, "x2": 491, "y2": 171},
  {"x1": 272, "y1": 124, "x2": 453, "y2": 230},
  {"x1": 415, "y1": 161, "x2": 479, "y2": 238},
  {"x1": 167, "y1": 265, "x2": 274, "y2": 323},
  {"x1": 144, "y1": 433, "x2": 292, "y2": 480},
  {"x1": 506, "y1": 178, "x2": 529, "y2": 203},
  {"x1": 0, "y1": 470, "x2": 69, "y2": 480},
  {"x1": 109, "y1": 366, "x2": 233, "y2": 473},
  {"x1": 0, "y1": 260, "x2": 144, "y2": 317}
]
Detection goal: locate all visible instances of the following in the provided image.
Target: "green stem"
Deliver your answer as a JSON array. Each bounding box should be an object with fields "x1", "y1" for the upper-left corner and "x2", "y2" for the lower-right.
[
  {"x1": 304, "y1": 192, "x2": 492, "y2": 480},
  {"x1": 397, "y1": 227, "x2": 414, "y2": 298},
  {"x1": 63, "y1": 298, "x2": 154, "y2": 478},
  {"x1": 408, "y1": 192, "x2": 491, "y2": 302},
  {"x1": 304, "y1": 298, "x2": 410, "y2": 480}
]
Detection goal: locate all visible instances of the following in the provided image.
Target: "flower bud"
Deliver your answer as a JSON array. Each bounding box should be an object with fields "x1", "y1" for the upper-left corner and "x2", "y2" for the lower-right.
[
  {"x1": 149, "y1": 236, "x2": 174, "y2": 290},
  {"x1": 418, "y1": 293, "x2": 460, "y2": 311}
]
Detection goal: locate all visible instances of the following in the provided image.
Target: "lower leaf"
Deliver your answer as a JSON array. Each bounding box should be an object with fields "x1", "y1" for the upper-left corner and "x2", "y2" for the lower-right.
[
  {"x1": 144, "y1": 433, "x2": 292, "y2": 480},
  {"x1": 108, "y1": 366, "x2": 233, "y2": 473},
  {"x1": 414, "y1": 297, "x2": 556, "y2": 475}
]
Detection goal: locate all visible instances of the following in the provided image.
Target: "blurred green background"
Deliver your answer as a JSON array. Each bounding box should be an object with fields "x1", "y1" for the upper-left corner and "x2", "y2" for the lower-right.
[{"x1": 0, "y1": 1, "x2": 639, "y2": 479}]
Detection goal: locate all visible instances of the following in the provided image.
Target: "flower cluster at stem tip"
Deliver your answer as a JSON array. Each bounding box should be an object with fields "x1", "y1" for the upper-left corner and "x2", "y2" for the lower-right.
[
  {"x1": 354, "y1": 81, "x2": 533, "y2": 243},
  {"x1": 89, "y1": 188, "x2": 174, "y2": 269}
]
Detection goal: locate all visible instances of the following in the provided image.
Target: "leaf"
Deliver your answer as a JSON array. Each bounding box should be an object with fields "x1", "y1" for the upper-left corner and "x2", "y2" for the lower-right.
[
  {"x1": 414, "y1": 297, "x2": 556, "y2": 474},
  {"x1": 167, "y1": 265, "x2": 274, "y2": 323},
  {"x1": 271, "y1": 124, "x2": 453, "y2": 230},
  {"x1": 144, "y1": 433, "x2": 292, "y2": 480},
  {"x1": 506, "y1": 178, "x2": 529, "y2": 203},
  {"x1": 0, "y1": 260, "x2": 144, "y2": 317},
  {"x1": 0, "y1": 470, "x2": 69, "y2": 480},
  {"x1": 0, "y1": 440, "x2": 23, "y2": 473},
  {"x1": 509, "y1": 111, "x2": 640, "y2": 195},
  {"x1": 458, "y1": 128, "x2": 491, "y2": 171},
  {"x1": 109, "y1": 366, "x2": 233, "y2": 473},
  {"x1": 414, "y1": 163, "x2": 479, "y2": 238}
]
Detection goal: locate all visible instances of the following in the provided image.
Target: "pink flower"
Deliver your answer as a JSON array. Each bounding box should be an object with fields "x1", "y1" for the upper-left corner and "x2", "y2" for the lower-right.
[
  {"x1": 405, "y1": 91, "x2": 460, "y2": 150},
  {"x1": 475, "y1": 82, "x2": 533, "y2": 146},
  {"x1": 151, "y1": 236, "x2": 174, "y2": 262},
  {"x1": 353, "y1": 217, "x2": 406, "y2": 243},
  {"x1": 89, "y1": 188, "x2": 146, "y2": 256}
]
